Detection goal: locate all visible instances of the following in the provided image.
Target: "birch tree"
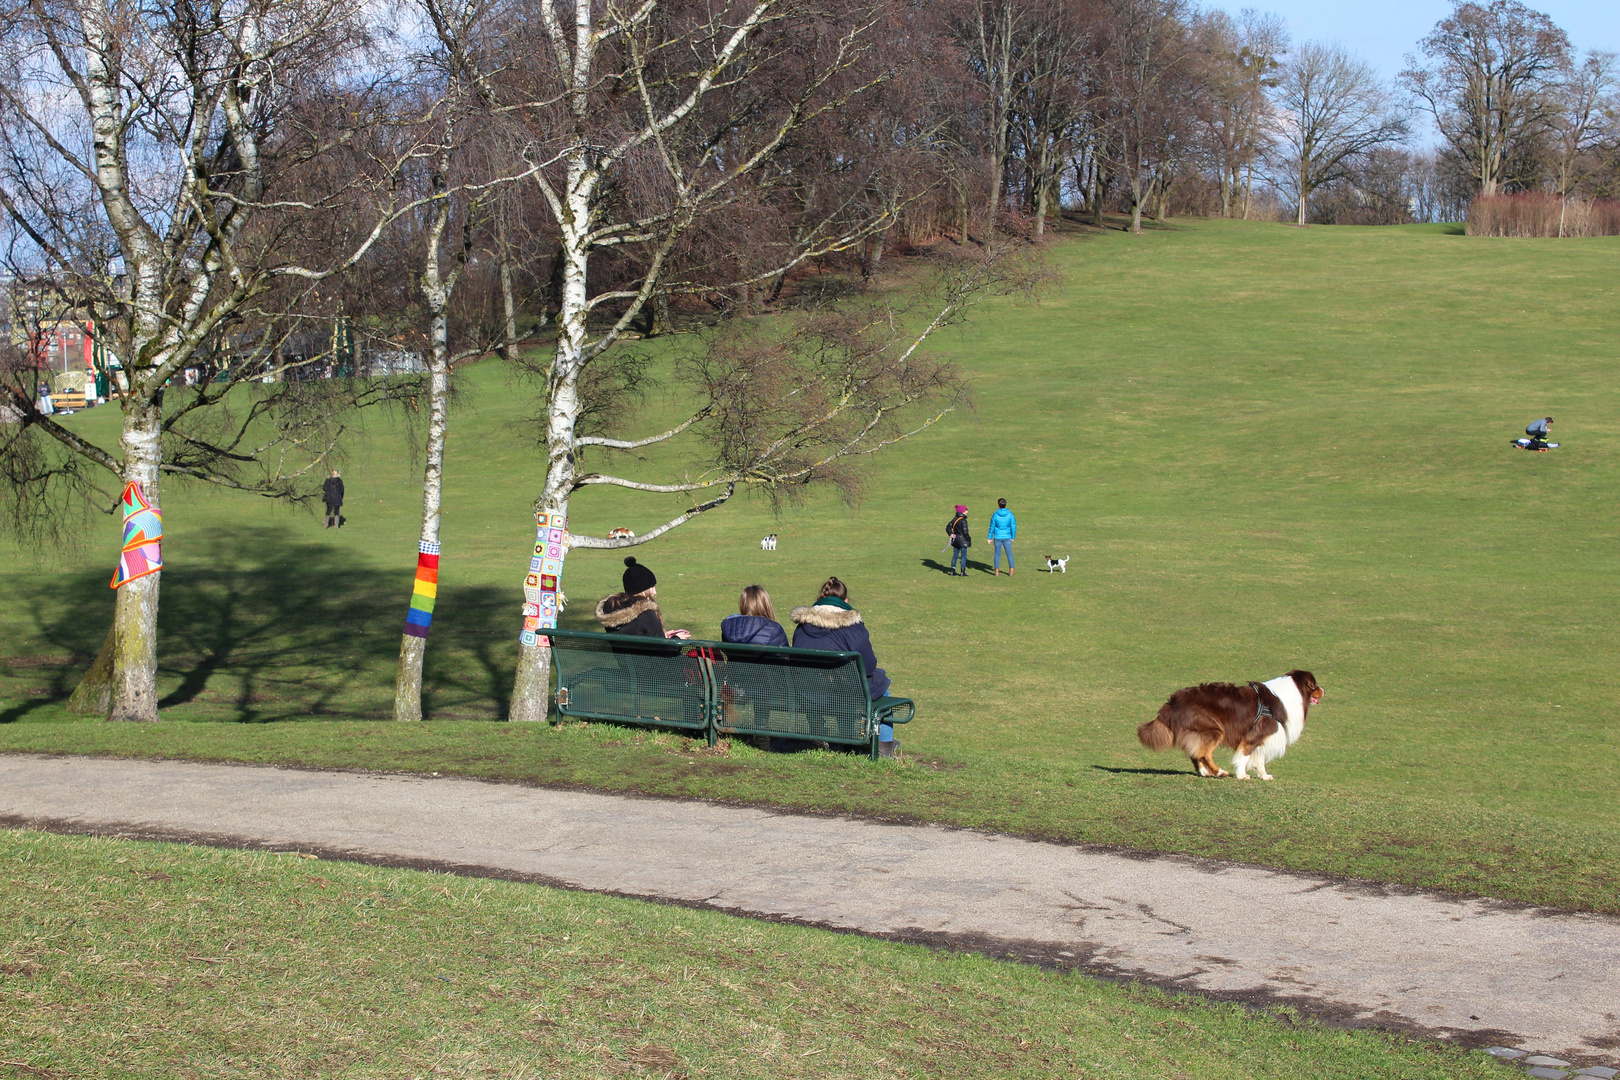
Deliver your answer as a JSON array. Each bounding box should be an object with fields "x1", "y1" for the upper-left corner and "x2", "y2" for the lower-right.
[
  {"x1": 0, "y1": 0, "x2": 421, "y2": 721},
  {"x1": 427, "y1": 0, "x2": 1007, "y2": 722}
]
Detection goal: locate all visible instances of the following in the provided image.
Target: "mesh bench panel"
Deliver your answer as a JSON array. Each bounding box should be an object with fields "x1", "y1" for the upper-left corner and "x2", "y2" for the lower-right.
[
  {"x1": 550, "y1": 631, "x2": 708, "y2": 731},
  {"x1": 713, "y1": 649, "x2": 872, "y2": 744}
]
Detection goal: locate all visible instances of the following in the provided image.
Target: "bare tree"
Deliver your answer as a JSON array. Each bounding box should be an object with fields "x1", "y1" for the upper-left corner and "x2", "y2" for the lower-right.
[
  {"x1": 951, "y1": 0, "x2": 1040, "y2": 237},
  {"x1": 0, "y1": 0, "x2": 423, "y2": 721},
  {"x1": 1193, "y1": 9, "x2": 1286, "y2": 218},
  {"x1": 1550, "y1": 50, "x2": 1619, "y2": 230},
  {"x1": 1273, "y1": 42, "x2": 1408, "y2": 226},
  {"x1": 423, "y1": 0, "x2": 1008, "y2": 722},
  {"x1": 1402, "y1": 0, "x2": 1570, "y2": 197},
  {"x1": 1101, "y1": 0, "x2": 1197, "y2": 234}
]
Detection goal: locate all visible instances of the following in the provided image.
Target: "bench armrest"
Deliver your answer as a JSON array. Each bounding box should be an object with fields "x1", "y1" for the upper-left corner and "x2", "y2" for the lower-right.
[{"x1": 872, "y1": 697, "x2": 914, "y2": 725}]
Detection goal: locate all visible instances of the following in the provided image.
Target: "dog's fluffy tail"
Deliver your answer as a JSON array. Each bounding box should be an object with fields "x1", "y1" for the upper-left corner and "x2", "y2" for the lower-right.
[{"x1": 1138, "y1": 706, "x2": 1175, "y2": 751}]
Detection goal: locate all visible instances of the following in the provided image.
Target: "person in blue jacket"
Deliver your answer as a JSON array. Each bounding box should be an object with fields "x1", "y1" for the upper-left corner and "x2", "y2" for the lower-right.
[
  {"x1": 987, "y1": 497, "x2": 1016, "y2": 577},
  {"x1": 720, "y1": 585, "x2": 790, "y2": 646},
  {"x1": 790, "y1": 576, "x2": 901, "y2": 757}
]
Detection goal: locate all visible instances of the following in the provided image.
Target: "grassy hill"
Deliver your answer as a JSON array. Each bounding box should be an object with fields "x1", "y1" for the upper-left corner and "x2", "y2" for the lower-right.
[{"x1": 3, "y1": 217, "x2": 1618, "y2": 912}]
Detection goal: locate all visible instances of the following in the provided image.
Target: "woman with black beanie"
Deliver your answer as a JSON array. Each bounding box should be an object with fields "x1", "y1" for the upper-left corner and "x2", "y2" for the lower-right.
[{"x1": 594, "y1": 556, "x2": 690, "y2": 639}]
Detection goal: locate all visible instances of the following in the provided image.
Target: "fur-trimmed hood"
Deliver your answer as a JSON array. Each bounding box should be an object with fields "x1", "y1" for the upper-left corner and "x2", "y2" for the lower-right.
[
  {"x1": 789, "y1": 602, "x2": 863, "y2": 629},
  {"x1": 595, "y1": 592, "x2": 659, "y2": 629}
]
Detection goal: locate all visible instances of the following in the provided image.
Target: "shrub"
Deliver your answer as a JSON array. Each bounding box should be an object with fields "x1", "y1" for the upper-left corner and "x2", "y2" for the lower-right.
[{"x1": 1466, "y1": 193, "x2": 1620, "y2": 237}]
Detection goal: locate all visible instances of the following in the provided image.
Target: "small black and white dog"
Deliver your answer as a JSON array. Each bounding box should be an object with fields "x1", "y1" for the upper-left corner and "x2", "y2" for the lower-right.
[
  {"x1": 1044, "y1": 556, "x2": 1069, "y2": 573},
  {"x1": 760, "y1": 534, "x2": 778, "y2": 551}
]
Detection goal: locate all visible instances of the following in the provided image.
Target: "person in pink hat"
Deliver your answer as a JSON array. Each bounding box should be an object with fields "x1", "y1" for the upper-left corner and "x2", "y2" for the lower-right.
[{"x1": 945, "y1": 504, "x2": 971, "y2": 576}]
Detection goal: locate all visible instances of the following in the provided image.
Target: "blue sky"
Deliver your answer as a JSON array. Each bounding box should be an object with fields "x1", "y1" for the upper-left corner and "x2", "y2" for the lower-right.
[{"x1": 1209, "y1": 1, "x2": 1620, "y2": 82}]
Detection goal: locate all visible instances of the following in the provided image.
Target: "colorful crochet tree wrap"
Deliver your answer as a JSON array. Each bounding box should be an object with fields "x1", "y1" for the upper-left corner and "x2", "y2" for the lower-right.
[
  {"x1": 520, "y1": 511, "x2": 566, "y2": 647},
  {"x1": 111, "y1": 482, "x2": 162, "y2": 589},
  {"x1": 404, "y1": 539, "x2": 440, "y2": 638}
]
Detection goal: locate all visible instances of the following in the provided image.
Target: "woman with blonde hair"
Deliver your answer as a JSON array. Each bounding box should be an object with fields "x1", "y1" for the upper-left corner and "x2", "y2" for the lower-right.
[{"x1": 720, "y1": 584, "x2": 790, "y2": 646}]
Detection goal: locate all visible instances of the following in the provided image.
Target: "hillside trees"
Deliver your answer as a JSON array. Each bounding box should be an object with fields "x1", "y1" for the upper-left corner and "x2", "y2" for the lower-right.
[
  {"x1": 1402, "y1": 0, "x2": 1570, "y2": 198},
  {"x1": 1273, "y1": 43, "x2": 1408, "y2": 226},
  {"x1": 0, "y1": 0, "x2": 426, "y2": 721},
  {"x1": 421, "y1": 0, "x2": 997, "y2": 721},
  {"x1": 1193, "y1": 9, "x2": 1285, "y2": 218}
]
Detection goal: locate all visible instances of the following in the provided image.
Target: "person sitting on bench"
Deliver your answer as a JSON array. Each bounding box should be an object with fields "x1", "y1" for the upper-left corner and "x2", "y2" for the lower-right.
[{"x1": 1526, "y1": 417, "x2": 1553, "y2": 449}]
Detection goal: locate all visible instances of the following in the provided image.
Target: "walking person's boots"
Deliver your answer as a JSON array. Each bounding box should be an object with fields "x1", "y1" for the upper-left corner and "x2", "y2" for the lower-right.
[{"x1": 878, "y1": 739, "x2": 899, "y2": 759}]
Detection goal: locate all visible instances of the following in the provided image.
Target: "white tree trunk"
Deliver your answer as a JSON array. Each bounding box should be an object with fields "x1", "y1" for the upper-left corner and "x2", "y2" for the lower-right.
[
  {"x1": 394, "y1": 309, "x2": 450, "y2": 722},
  {"x1": 108, "y1": 408, "x2": 163, "y2": 721},
  {"x1": 510, "y1": 155, "x2": 594, "y2": 722}
]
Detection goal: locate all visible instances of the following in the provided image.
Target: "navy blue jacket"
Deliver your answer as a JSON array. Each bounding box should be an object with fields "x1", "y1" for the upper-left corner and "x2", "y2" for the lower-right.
[
  {"x1": 789, "y1": 600, "x2": 890, "y2": 699},
  {"x1": 720, "y1": 614, "x2": 790, "y2": 647}
]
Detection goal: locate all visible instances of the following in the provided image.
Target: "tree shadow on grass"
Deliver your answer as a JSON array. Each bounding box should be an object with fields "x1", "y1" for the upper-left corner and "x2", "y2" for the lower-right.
[{"x1": 1, "y1": 524, "x2": 530, "y2": 723}]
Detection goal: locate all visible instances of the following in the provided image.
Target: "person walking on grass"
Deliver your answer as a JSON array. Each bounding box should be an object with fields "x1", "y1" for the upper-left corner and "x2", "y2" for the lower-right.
[
  {"x1": 322, "y1": 469, "x2": 344, "y2": 529},
  {"x1": 988, "y1": 498, "x2": 1016, "y2": 577},
  {"x1": 946, "y1": 505, "x2": 971, "y2": 576}
]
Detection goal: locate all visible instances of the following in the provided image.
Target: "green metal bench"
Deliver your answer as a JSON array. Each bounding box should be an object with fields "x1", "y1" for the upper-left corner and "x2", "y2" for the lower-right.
[{"x1": 547, "y1": 629, "x2": 914, "y2": 758}]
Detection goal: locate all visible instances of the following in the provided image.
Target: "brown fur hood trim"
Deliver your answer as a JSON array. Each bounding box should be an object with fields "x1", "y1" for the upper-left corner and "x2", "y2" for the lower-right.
[
  {"x1": 789, "y1": 603, "x2": 863, "y2": 629},
  {"x1": 595, "y1": 593, "x2": 659, "y2": 628}
]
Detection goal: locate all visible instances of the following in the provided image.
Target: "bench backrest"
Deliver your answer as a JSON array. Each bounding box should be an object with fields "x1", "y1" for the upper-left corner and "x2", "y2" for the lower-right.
[
  {"x1": 546, "y1": 629, "x2": 874, "y2": 743},
  {"x1": 547, "y1": 629, "x2": 710, "y2": 733},
  {"x1": 704, "y1": 638, "x2": 874, "y2": 744}
]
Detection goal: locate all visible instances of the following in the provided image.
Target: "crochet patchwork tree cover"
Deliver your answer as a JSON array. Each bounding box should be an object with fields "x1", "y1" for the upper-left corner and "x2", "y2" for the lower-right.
[
  {"x1": 520, "y1": 512, "x2": 567, "y2": 648},
  {"x1": 111, "y1": 482, "x2": 162, "y2": 589}
]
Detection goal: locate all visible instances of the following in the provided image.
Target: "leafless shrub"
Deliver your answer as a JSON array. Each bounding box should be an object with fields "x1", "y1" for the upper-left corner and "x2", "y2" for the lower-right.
[{"x1": 1466, "y1": 192, "x2": 1620, "y2": 235}]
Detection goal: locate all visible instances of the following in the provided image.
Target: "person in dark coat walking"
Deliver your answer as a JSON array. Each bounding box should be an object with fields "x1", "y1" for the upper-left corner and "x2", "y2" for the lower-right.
[
  {"x1": 594, "y1": 556, "x2": 691, "y2": 639},
  {"x1": 721, "y1": 585, "x2": 790, "y2": 646},
  {"x1": 946, "y1": 505, "x2": 970, "y2": 576},
  {"x1": 790, "y1": 577, "x2": 901, "y2": 756},
  {"x1": 322, "y1": 470, "x2": 344, "y2": 528}
]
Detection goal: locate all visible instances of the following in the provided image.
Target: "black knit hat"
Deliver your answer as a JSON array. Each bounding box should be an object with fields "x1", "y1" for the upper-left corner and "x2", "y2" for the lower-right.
[{"x1": 622, "y1": 556, "x2": 656, "y2": 595}]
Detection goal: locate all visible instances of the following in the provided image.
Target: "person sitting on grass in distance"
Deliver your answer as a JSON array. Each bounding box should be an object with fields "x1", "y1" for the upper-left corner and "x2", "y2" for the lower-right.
[
  {"x1": 1526, "y1": 416, "x2": 1553, "y2": 449},
  {"x1": 790, "y1": 577, "x2": 901, "y2": 757},
  {"x1": 595, "y1": 556, "x2": 691, "y2": 639},
  {"x1": 946, "y1": 504, "x2": 971, "y2": 577},
  {"x1": 721, "y1": 585, "x2": 790, "y2": 647},
  {"x1": 987, "y1": 497, "x2": 1016, "y2": 578}
]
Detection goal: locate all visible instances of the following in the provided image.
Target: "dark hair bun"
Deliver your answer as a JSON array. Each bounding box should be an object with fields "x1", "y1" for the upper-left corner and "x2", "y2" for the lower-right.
[{"x1": 625, "y1": 556, "x2": 637, "y2": 567}]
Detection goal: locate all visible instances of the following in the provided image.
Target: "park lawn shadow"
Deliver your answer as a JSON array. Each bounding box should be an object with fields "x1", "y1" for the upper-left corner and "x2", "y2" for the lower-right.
[
  {"x1": 1092, "y1": 765, "x2": 1191, "y2": 777},
  {"x1": 3, "y1": 525, "x2": 522, "y2": 723},
  {"x1": 920, "y1": 557, "x2": 995, "y2": 576}
]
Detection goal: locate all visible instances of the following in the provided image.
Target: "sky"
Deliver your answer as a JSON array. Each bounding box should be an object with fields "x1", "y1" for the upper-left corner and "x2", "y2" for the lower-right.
[{"x1": 1208, "y1": 0, "x2": 1620, "y2": 83}]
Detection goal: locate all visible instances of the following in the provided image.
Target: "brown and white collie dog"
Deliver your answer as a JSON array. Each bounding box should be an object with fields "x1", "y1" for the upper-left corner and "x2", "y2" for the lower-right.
[{"x1": 1138, "y1": 671, "x2": 1323, "y2": 780}]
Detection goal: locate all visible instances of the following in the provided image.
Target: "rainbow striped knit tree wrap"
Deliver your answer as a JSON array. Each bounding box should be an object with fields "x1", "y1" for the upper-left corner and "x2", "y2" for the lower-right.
[
  {"x1": 111, "y1": 482, "x2": 162, "y2": 589},
  {"x1": 404, "y1": 540, "x2": 440, "y2": 638}
]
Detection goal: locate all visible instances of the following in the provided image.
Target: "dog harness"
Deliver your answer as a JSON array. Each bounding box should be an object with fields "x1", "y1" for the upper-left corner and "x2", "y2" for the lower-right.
[{"x1": 1248, "y1": 683, "x2": 1273, "y2": 721}]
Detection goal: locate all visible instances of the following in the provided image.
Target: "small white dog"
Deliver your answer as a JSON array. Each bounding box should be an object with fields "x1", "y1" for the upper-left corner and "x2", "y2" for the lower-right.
[
  {"x1": 760, "y1": 534, "x2": 778, "y2": 551},
  {"x1": 1044, "y1": 556, "x2": 1069, "y2": 573},
  {"x1": 607, "y1": 527, "x2": 634, "y2": 539}
]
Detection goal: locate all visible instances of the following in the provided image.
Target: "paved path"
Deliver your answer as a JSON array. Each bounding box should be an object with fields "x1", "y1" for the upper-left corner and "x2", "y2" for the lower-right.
[{"x1": 2, "y1": 754, "x2": 1617, "y2": 1064}]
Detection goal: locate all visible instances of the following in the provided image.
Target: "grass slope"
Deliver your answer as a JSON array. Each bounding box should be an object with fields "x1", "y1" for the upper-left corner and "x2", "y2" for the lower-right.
[
  {"x1": 0, "y1": 829, "x2": 1519, "y2": 1079},
  {"x1": 3, "y1": 218, "x2": 1618, "y2": 913}
]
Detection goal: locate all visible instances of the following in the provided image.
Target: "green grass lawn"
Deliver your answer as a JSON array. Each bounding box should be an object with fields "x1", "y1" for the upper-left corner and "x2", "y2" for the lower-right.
[
  {"x1": 3, "y1": 218, "x2": 1619, "y2": 913},
  {"x1": 0, "y1": 828, "x2": 1520, "y2": 1079}
]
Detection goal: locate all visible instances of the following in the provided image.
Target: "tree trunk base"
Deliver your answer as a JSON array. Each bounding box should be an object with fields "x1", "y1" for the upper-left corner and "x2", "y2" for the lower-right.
[
  {"x1": 395, "y1": 634, "x2": 426, "y2": 721},
  {"x1": 510, "y1": 643, "x2": 552, "y2": 722},
  {"x1": 66, "y1": 630, "x2": 115, "y2": 716}
]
